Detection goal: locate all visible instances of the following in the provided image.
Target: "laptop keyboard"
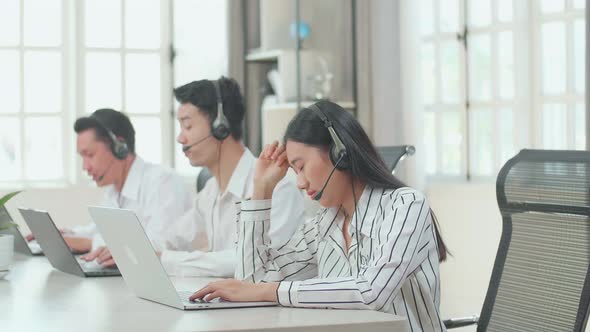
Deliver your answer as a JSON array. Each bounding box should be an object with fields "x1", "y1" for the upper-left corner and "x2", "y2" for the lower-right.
[
  {"x1": 76, "y1": 258, "x2": 119, "y2": 274},
  {"x1": 77, "y1": 258, "x2": 104, "y2": 270}
]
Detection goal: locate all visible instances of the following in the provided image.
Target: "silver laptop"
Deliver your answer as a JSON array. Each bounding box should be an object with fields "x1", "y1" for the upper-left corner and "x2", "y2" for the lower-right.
[
  {"x1": 0, "y1": 205, "x2": 43, "y2": 256},
  {"x1": 88, "y1": 206, "x2": 277, "y2": 310},
  {"x1": 18, "y1": 208, "x2": 120, "y2": 277}
]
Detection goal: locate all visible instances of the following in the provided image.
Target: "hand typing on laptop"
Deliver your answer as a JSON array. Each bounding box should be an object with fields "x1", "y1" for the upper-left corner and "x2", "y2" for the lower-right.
[
  {"x1": 77, "y1": 257, "x2": 103, "y2": 270},
  {"x1": 81, "y1": 246, "x2": 116, "y2": 268},
  {"x1": 190, "y1": 279, "x2": 279, "y2": 303}
]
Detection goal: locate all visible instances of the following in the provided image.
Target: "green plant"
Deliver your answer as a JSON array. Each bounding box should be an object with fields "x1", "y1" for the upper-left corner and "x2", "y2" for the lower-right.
[{"x1": 0, "y1": 191, "x2": 21, "y2": 231}]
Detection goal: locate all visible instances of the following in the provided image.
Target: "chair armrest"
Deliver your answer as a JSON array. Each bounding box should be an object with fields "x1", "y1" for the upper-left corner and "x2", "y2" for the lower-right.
[{"x1": 443, "y1": 315, "x2": 479, "y2": 329}]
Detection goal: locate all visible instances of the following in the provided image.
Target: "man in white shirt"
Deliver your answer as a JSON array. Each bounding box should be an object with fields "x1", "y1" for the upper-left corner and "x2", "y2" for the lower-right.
[
  {"x1": 62, "y1": 109, "x2": 192, "y2": 266},
  {"x1": 160, "y1": 77, "x2": 305, "y2": 277}
]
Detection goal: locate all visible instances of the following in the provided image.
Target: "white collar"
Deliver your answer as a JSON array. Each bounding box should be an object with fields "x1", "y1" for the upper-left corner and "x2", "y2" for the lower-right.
[
  {"x1": 318, "y1": 185, "x2": 383, "y2": 239},
  {"x1": 223, "y1": 149, "x2": 255, "y2": 198},
  {"x1": 109, "y1": 156, "x2": 145, "y2": 202}
]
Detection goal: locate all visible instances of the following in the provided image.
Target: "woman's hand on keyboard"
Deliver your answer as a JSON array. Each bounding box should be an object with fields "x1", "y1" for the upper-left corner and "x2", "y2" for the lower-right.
[{"x1": 190, "y1": 279, "x2": 279, "y2": 303}]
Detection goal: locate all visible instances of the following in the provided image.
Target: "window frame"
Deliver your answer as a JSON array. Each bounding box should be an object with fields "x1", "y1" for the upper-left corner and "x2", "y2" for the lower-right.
[
  {"x1": 421, "y1": 0, "x2": 585, "y2": 182},
  {"x1": 0, "y1": 0, "x2": 73, "y2": 189},
  {"x1": 74, "y1": 0, "x2": 174, "y2": 185},
  {"x1": 530, "y1": 0, "x2": 586, "y2": 150},
  {"x1": 0, "y1": 0, "x2": 175, "y2": 189}
]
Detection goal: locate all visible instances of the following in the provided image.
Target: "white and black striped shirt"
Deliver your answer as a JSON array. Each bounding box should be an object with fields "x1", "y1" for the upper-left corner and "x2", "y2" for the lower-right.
[{"x1": 236, "y1": 186, "x2": 445, "y2": 332}]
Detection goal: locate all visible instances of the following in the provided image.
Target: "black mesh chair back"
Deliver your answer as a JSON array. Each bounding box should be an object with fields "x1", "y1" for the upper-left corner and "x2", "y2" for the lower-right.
[
  {"x1": 479, "y1": 149, "x2": 590, "y2": 332},
  {"x1": 376, "y1": 145, "x2": 416, "y2": 174},
  {"x1": 196, "y1": 167, "x2": 213, "y2": 193}
]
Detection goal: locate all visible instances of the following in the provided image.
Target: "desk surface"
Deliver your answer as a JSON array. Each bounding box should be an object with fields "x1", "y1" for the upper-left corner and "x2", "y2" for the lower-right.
[{"x1": 0, "y1": 254, "x2": 409, "y2": 332}]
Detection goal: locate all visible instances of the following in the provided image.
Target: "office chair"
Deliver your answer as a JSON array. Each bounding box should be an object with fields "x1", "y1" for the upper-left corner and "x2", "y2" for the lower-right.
[
  {"x1": 376, "y1": 145, "x2": 416, "y2": 174},
  {"x1": 445, "y1": 149, "x2": 590, "y2": 331},
  {"x1": 196, "y1": 168, "x2": 212, "y2": 193}
]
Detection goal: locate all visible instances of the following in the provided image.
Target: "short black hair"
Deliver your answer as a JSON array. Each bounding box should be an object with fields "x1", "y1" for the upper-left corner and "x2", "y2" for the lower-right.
[
  {"x1": 173, "y1": 77, "x2": 245, "y2": 140},
  {"x1": 74, "y1": 108, "x2": 136, "y2": 154}
]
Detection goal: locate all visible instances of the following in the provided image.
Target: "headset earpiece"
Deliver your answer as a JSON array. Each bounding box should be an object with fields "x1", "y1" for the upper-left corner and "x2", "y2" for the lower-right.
[
  {"x1": 211, "y1": 79, "x2": 230, "y2": 141},
  {"x1": 329, "y1": 144, "x2": 349, "y2": 170},
  {"x1": 92, "y1": 116, "x2": 129, "y2": 160},
  {"x1": 309, "y1": 104, "x2": 350, "y2": 170},
  {"x1": 110, "y1": 134, "x2": 129, "y2": 160}
]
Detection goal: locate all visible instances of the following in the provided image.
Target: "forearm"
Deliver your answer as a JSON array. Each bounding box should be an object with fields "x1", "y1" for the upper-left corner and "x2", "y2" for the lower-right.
[
  {"x1": 276, "y1": 277, "x2": 374, "y2": 310},
  {"x1": 252, "y1": 183, "x2": 273, "y2": 200},
  {"x1": 237, "y1": 198, "x2": 320, "y2": 283},
  {"x1": 260, "y1": 282, "x2": 279, "y2": 302},
  {"x1": 236, "y1": 199, "x2": 273, "y2": 282}
]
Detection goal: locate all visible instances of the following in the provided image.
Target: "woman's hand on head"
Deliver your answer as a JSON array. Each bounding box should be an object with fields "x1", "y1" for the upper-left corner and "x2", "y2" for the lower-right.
[
  {"x1": 253, "y1": 141, "x2": 289, "y2": 199},
  {"x1": 189, "y1": 279, "x2": 279, "y2": 303}
]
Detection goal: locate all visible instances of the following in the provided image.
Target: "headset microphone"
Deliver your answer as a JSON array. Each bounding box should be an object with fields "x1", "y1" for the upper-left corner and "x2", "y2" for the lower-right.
[
  {"x1": 182, "y1": 135, "x2": 212, "y2": 153},
  {"x1": 97, "y1": 158, "x2": 116, "y2": 182},
  {"x1": 313, "y1": 154, "x2": 345, "y2": 201}
]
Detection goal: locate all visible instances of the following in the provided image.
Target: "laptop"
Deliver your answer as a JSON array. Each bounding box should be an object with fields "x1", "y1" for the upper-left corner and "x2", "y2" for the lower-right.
[
  {"x1": 88, "y1": 206, "x2": 277, "y2": 310},
  {"x1": 0, "y1": 205, "x2": 43, "y2": 256},
  {"x1": 18, "y1": 208, "x2": 120, "y2": 277}
]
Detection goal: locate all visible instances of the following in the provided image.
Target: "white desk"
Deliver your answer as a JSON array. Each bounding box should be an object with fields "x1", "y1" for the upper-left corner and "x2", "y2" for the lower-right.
[{"x1": 0, "y1": 254, "x2": 410, "y2": 332}]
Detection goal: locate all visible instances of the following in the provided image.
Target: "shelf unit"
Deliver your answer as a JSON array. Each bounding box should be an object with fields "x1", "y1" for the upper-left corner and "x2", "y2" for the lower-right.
[
  {"x1": 245, "y1": 49, "x2": 282, "y2": 63},
  {"x1": 242, "y1": 0, "x2": 357, "y2": 152}
]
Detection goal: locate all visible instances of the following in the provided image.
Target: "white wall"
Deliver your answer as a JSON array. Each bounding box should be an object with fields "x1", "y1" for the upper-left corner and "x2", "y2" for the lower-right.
[
  {"x1": 369, "y1": 0, "x2": 402, "y2": 147},
  {"x1": 427, "y1": 183, "x2": 501, "y2": 331},
  {"x1": 367, "y1": 0, "x2": 424, "y2": 189}
]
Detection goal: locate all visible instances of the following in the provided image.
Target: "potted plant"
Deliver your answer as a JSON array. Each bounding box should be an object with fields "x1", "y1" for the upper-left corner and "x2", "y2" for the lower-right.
[{"x1": 0, "y1": 191, "x2": 21, "y2": 278}]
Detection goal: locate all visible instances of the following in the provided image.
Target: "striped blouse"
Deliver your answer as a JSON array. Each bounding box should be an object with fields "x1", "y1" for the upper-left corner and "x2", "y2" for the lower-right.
[{"x1": 236, "y1": 186, "x2": 446, "y2": 332}]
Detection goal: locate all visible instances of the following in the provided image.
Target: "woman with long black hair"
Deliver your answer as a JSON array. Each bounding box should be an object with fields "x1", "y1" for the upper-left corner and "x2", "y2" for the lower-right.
[{"x1": 191, "y1": 100, "x2": 448, "y2": 332}]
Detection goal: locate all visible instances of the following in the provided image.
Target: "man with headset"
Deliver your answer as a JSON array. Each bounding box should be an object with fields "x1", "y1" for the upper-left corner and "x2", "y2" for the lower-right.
[
  {"x1": 25, "y1": 108, "x2": 193, "y2": 266},
  {"x1": 158, "y1": 77, "x2": 305, "y2": 277}
]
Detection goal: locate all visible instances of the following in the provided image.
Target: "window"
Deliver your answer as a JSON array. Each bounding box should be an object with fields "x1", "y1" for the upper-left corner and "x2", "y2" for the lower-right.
[
  {"x1": 0, "y1": 0, "x2": 68, "y2": 187},
  {"x1": 0, "y1": 0, "x2": 174, "y2": 188},
  {"x1": 421, "y1": 0, "x2": 467, "y2": 177},
  {"x1": 534, "y1": 0, "x2": 586, "y2": 150},
  {"x1": 80, "y1": 0, "x2": 171, "y2": 170},
  {"x1": 420, "y1": 0, "x2": 586, "y2": 180}
]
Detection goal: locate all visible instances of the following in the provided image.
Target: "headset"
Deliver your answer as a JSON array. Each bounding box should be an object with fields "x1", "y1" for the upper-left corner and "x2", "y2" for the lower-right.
[
  {"x1": 91, "y1": 115, "x2": 129, "y2": 160},
  {"x1": 309, "y1": 103, "x2": 349, "y2": 170},
  {"x1": 182, "y1": 79, "x2": 231, "y2": 153},
  {"x1": 310, "y1": 103, "x2": 361, "y2": 272},
  {"x1": 211, "y1": 79, "x2": 231, "y2": 141}
]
